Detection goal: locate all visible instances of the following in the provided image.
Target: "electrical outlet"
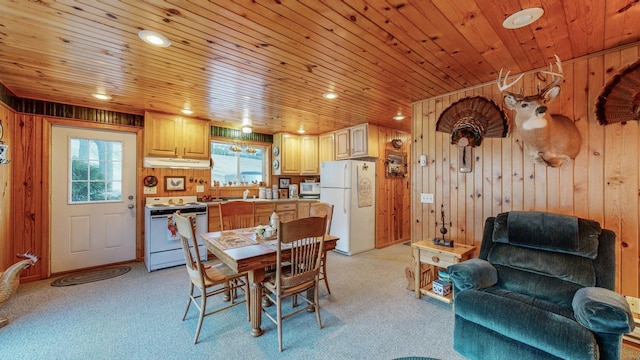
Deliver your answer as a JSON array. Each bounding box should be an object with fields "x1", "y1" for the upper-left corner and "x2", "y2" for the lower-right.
[
  {"x1": 143, "y1": 186, "x2": 157, "y2": 195},
  {"x1": 196, "y1": 185, "x2": 204, "y2": 193},
  {"x1": 420, "y1": 193, "x2": 434, "y2": 204},
  {"x1": 627, "y1": 296, "x2": 640, "y2": 314}
]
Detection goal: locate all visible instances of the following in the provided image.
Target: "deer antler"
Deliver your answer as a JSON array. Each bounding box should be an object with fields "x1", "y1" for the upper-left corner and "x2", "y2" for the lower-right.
[
  {"x1": 537, "y1": 55, "x2": 564, "y2": 94},
  {"x1": 496, "y1": 68, "x2": 525, "y2": 99}
]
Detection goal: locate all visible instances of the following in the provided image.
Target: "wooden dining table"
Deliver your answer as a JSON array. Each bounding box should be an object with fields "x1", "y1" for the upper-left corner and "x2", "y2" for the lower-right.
[{"x1": 200, "y1": 227, "x2": 338, "y2": 337}]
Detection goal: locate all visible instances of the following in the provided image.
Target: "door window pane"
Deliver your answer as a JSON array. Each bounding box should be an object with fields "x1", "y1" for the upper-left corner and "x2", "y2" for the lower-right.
[
  {"x1": 211, "y1": 141, "x2": 266, "y2": 186},
  {"x1": 69, "y1": 138, "x2": 123, "y2": 203}
]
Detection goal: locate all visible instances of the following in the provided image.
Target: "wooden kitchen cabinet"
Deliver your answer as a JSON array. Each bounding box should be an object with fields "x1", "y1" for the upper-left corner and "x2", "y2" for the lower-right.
[
  {"x1": 333, "y1": 124, "x2": 379, "y2": 159},
  {"x1": 319, "y1": 132, "x2": 335, "y2": 165},
  {"x1": 273, "y1": 133, "x2": 300, "y2": 175},
  {"x1": 144, "y1": 111, "x2": 210, "y2": 159},
  {"x1": 300, "y1": 135, "x2": 319, "y2": 175},
  {"x1": 335, "y1": 128, "x2": 350, "y2": 160},
  {"x1": 255, "y1": 203, "x2": 275, "y2": 226},
  {"x1": 274, "y1": 133, "x2": 319, "y2": 175},
  {"x1": 349, "y1": 123, "x2": 379, "y2": 158},
  {"x1": 275, "y1": 202, "x2": 297, "y2": 222}
]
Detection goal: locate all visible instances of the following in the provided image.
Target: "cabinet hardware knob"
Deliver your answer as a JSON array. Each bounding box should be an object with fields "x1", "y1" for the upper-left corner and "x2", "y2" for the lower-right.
[{"x1": 432, "y1": 256, "x2": 440, "y2": 263}]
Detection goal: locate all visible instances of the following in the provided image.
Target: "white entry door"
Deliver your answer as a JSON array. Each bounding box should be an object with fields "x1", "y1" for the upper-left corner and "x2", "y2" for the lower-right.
[{"x1": 51, "y1": 126, "x2": 137, "y2": 273}]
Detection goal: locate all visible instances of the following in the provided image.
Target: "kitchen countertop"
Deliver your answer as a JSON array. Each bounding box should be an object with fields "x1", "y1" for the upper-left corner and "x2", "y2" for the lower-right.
[{"x1": 202, "y1": 198, "x2": 318, "y2": 205}]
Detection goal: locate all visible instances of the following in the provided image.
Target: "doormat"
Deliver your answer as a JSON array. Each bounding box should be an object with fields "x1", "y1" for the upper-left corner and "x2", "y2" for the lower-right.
[{"x1": 51, "y1": 266, "x2": 130, "y2": 287}]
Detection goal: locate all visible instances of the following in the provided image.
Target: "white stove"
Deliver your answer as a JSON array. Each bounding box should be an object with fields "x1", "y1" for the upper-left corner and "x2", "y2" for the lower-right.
[{"x1": 144, "y1": 196, "x2": 208, "y2": 271}]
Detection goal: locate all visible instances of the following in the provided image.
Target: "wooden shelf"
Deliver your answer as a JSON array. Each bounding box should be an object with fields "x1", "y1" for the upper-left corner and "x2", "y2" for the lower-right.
[{"x1": 419, "y1": 283, "x2": 453, "y2": 304}]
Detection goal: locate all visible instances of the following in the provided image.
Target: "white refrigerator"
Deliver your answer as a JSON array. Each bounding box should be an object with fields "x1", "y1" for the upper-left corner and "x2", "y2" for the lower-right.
[{"x1": 320, "y1": 160, "x2": 376, "y2": 255}]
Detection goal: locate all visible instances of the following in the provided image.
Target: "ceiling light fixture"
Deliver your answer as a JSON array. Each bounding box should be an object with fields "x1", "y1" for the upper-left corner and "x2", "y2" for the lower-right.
[
  {"x1": 242, "y1": 125, "x2": 252, "y2": 134},
  {"x1": 503, "y1": 8, "x2": 544, "y2": 29},
  {"x1": 322, "y1": 92, "x2": 338, "y2": 99},
  {"x1": 181, "y1": 108, "x2": 194, "y2": 115},
  {"x1": 297, "y1": 127, "x2": 306, "y2": 134},
  {"x1": 92, "y1": 93, "x2": 112, "y2": 100},
  {"x1": 138, "y1": 30, "x2": 171, "y2": 47},
  {"x1": 393, "y1": 112, "x2": 406, "y2": 121}
]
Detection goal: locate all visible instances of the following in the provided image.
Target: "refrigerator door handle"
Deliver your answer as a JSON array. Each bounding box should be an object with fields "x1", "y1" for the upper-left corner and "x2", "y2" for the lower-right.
[
  {"x1": 343, "y1": 162, "x2": 348, "y2": 213},
  {"x1": 343, "y1": 162, "x2": 348, "y2": 187},
  {"x1": 343, "y1": 189, "x2": 347, "y2": 214}
]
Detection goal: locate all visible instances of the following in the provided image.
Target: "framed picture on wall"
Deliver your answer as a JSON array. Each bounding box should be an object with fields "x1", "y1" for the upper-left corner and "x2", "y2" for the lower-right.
[
  {"x1": 165, "y1": 176, "x2": 186, "y2": 191},
  {"x1": 279, "y1": 177, "x2": 291, "y2": 189}
]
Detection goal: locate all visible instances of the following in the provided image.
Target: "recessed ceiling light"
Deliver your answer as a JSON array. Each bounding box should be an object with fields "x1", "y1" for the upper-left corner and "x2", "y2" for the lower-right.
[
  {"x1": 138, "y1": 30, "x2": 171, "y2": 47},
  {"x1": 503, "y1": 7, "x2": 544, "y2": 29},
  {"x1": 92, "y1": 93, "x2": 112, "y2": 100},
  {"x1": 322, "y1": 92, "x2": 338, "y2": 99}
]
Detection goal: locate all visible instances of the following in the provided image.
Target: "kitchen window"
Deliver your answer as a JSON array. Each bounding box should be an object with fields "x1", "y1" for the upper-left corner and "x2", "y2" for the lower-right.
[{"x1": 210, "y1": 140, "x2": 267, "y2": 186}]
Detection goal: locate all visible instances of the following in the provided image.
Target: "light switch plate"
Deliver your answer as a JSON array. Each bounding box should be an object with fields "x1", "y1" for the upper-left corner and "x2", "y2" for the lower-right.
[
  {"x1": 196, "y1": 185, "x2": 204, "y2": 193},
  {"x1": 420, "y1": 193, "x2": 434, "y2": 203}
]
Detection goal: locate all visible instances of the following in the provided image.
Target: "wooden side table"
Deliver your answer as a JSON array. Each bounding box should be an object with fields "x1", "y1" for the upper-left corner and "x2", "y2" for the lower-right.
[{"x1": 412, "y1": 240, "x2": 476, "y2": 303}]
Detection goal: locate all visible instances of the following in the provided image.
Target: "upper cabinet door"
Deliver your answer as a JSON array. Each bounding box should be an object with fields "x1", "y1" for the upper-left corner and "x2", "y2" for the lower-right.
[
  {"x1": 350, "y1": 124, "x2": 368, "y2": 157},
  {"x1": 300, "y1": 135, "x2": 319, "y2": 175},
  {"x1": 335, "y1": 128, "x2": 350, "y2": 160},
  {"x1": 144, "y1": 112, "x2": 181, "y2": 157},
  {"x1": 318, "y1": 132, "x2": 335, "y2": 164},
  {"x1": 349, "y1": 123, "x2": 379, "y2": 158},
  {"x1": 281, "y1": 134, "x2": 301, "y2": 174},
  {"x1": 182, "y1": 118, "x2": 210, "y2": 159}
]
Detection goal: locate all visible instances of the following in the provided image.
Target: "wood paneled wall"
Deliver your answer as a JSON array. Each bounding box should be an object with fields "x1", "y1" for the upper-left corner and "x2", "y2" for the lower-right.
[
  {"x1": 0, "y1": 110, "x2": 47, "y2": 281},
  {"x1": 375, "y1": 126, "x2": 412, "y2": 248},
  {"x1": 411, "y1": 43, "x2": 640, "y2": 296},
  {"x1": 0, "y1": 104, "x2": 12, "y2": 272}
]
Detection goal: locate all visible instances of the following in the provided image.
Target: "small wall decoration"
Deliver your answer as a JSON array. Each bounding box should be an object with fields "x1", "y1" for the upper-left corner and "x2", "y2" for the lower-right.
[
  {"x1": 279, "y1": 177, "x2": 290, "y2": 189},
  {"x1": 435, "y1": 96, "x2": 510, "y2": 148},
  {"x1": 165, "y1": 176, "x2": 186, "y2": 191},
  {"x1": 595, "y1": 58, "x2": 640, "y2": 125},
  {"x1": 143, "y1": 175, "x2": 158, "y2": 187},
  {"x1": 384, "y1": 150, "x2": 407, "y2": 177}
]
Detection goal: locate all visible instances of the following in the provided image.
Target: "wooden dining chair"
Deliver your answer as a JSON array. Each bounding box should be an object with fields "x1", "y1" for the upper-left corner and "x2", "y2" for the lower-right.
[
  {"x1": 219, "y1": 201, "x2": 255, "y2": 230},
  {"x1": 262, "y1": 216, "x2": 327, "y2": 352},
  {"x1": 309, "y1": 202, "x2": 334, "y2": 294},
  {"x1": 174, "y1": 211, "x2": 250, "y2": 344}
]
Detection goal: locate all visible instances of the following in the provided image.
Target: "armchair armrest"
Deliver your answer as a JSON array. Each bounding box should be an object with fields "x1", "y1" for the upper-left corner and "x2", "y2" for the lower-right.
[
  {"x1": 447, "y1": 259, "x2": 497, "y2": 291},
  {"x1": 572, "y1": 287, "x2": 635, "y2": 334}
]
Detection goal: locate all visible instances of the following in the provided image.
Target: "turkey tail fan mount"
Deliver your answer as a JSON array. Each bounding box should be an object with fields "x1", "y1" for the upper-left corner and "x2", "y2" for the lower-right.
[
  {"x1": 436, "y1": 96, "x2": 511, "y2": 147},
  {"x1": 595, "y1": 58, "x2": 640, "y2": 125}
]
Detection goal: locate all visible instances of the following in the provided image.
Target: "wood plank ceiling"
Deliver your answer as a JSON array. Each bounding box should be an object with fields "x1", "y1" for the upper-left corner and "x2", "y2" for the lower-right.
[{"x1": 0, "y1": 0, "x2": 638, "y2": 135}]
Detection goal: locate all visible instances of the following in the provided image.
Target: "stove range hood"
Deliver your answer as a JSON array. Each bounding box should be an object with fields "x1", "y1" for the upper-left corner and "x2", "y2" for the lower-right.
[{"x1": 143, "y1": 157, "x2": 211, "y2": 169}]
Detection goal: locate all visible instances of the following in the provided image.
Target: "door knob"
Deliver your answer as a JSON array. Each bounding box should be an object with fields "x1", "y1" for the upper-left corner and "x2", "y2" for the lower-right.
[
  {"x1": 128, "y1": 204, "x2": 135, "y2": 209},
  {"x1": 128, "y1": 195, "x2": 134, "y2": 200}
]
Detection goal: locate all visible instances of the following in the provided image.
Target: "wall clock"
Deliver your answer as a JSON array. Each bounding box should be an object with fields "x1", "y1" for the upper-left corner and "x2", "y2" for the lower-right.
[
  {"x1": 272, "y1": 146, "x2": 279, "y2": 156},
  {"x1": 272, "y1": 159, "x2": 280, "y2": 170}
]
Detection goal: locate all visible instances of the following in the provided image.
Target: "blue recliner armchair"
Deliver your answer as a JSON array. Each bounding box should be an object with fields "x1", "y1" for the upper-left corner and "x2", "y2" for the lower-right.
[{"x1": 447, "y1": 211, "x2": 635, "y2": 360}]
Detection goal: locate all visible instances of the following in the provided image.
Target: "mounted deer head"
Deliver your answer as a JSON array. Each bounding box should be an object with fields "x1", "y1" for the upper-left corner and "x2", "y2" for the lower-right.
[{"x1": 497, "y1": 55, "x2": 582, "y2": 167}]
